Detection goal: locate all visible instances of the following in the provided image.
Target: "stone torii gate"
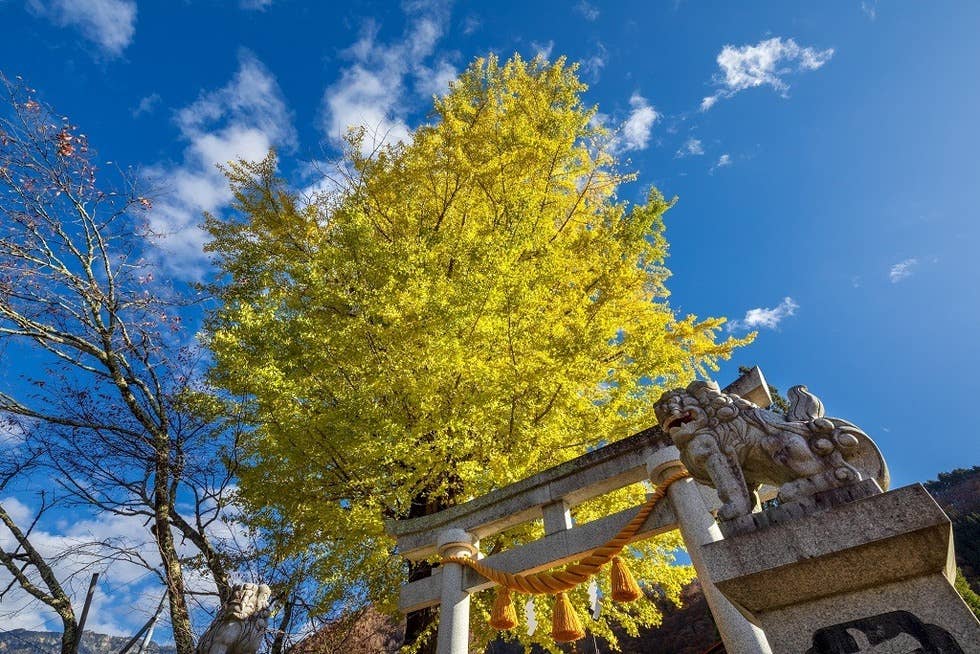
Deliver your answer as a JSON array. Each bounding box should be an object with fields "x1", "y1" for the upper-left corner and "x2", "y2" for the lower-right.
[
  {"x1": 387, "y1": 368, "x2": 772, "y2": 653},
  {"x1": 386, "y1": 367, "x2": 980, "y2": 653}
]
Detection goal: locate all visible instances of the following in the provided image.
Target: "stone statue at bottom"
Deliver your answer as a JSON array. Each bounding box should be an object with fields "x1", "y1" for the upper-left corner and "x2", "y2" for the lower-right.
[
  {"x1": 196, "y1": 583, "x2": 272, "y2": 654},
  {"x1": 653, "y1": 381, "x2": 888, "y2": 521}
]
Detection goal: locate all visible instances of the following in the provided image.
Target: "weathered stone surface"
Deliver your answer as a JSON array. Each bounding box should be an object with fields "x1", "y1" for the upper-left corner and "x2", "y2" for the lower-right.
[
  {"x1": 196, "y1": 583, "x2": 272, "y2": 654},
  {"x1": 721, "y1": 365, "x2": 772, "y2": 408},
  {"x1": 702, "y1": 484, "x2": 980, "y2": 653},
  {"x1": 719, "y1": 478, "x2": 883, "y2": 538},
  {"x1": 648, "y1": 448, "x2": 772, "y2": 653}
]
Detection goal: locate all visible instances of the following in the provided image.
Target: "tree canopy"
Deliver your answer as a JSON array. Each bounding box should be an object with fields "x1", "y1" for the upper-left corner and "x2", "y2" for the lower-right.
[{"x1": 205, "y1": 54, "x2": 751, "y2": 650}]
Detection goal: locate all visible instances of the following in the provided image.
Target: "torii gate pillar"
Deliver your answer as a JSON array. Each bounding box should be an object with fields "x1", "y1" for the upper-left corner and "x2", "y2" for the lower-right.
[
  {"x1": 436, "y1": 529, "x2": 479, "y2": 654},
  {"x1": 648, "y1": 447, "x2": 773, "y2": 654}
]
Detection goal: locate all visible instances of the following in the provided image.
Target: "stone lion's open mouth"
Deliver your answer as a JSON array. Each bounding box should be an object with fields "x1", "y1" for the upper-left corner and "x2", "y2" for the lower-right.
[{"x1": 663, "y1": 410, "x2": 696, "y2": 431}]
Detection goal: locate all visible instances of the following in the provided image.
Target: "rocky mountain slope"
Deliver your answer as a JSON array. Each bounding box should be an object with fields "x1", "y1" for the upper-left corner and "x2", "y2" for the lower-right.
[{"x1": 0, "y1": 629, "x2": 175, "y2": 654}]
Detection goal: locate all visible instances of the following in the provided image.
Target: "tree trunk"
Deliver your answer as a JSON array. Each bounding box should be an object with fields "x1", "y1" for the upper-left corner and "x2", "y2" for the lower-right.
[
  {"x1": 402, "y1": 474, "x2": 463, "y2": 653},
  {"x1": 404, "y1": 561, "x2": 438, "y2": 654},
  {"x1": 59, "y1": 618, "x2": 77, "y2": 654},
  {"x1": 153, "y1": 449, "x2": 195, "y2": 654},
  {"x1": 0, "y1": 501, "x2": 79, "y2": 654},
  {"x1": 270, "y1": 596, "x2": 294, "y2": 654}
]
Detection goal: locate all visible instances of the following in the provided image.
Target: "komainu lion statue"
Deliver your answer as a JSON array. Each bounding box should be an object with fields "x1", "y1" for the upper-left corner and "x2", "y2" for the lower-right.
[
  {"x1": 196, "y1": 583, "x2": 272, "y2": 654},
  {"x1": 653, "y1": 380, "x2": 888, "y2": 521}
]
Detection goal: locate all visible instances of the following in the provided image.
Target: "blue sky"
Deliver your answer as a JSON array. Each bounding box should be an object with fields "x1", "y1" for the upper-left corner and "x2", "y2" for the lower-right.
[{"x1": 1, "y1": 0, "x2": 979, "y2": 644}]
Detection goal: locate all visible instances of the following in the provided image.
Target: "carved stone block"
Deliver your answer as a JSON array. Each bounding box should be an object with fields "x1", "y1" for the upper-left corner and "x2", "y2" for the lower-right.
[{"x1": 700, "y1": 484, "x2": 980, "y2": 653}]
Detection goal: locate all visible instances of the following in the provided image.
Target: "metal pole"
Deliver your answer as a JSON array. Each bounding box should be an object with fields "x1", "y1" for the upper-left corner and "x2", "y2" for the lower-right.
[
  {"x1": 119, "y1": 592, "x2": 168, "y2": 654},
  {"x1": 72, "y1": 572, "x2": 100, "y2": 654},
  {"x1": 135, "y1": 620, "x2": 155, "y2": 654}
]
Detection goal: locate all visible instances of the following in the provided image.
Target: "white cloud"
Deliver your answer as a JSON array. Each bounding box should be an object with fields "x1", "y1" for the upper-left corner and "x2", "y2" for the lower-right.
[
  {"x1": 0, "y1": 416, "x2": 30, "y2": 447},
  {"x1": 531, "y1": 40, "x2": 554, "y2": 61},
  {"x1": 728, "y1": 296, "x2": 799, "y2": 331},
  {"x1": 1, "y1": 496, "x2": 33, "y2": 524},
  {"x1": 146, "y1": 51, "x2": 295, "y2": 278},
  {"x1": 575, "y1": 0, "x2": 599, "y2": 21},
  {"x1": 132, "y1": 92, "x2": 161, "y2": 118},
  {"x1": 1, "y1": 413, "x2": 244, "y2": 638},
  {"x1": 28, "y1": 0, "x2": 136, "y2": 56},
  {"x1": 676, "y1": 137, "x2": 704, "y2": 157},
  {"x1": 580, "y1": 41, "x2": 607, "y2": 82},
  {"x1": 0, "y1": 481, "x2": 245, "y2": 642},
  {"x1": 709, "y1": 152, "x2": 732, "y2": 173},
  {"x1": 0, "y1": 496, "x2": 181, "y2": 637},
  {"x1": 416, "y1": 58, "x2": 458, "y2": 98},
  {"x1": 861, "y1": 1, "x2": 877, "y2": 20},
  {"x1": 700, "y1": 95, "x2": 718, "y2": 111},
  {"x1": 461, "y1": 15, "x2": 480, "y2": 35},
  {"x1": 889, "y1": 258, "x2": 917, "y2": 283},
  {"x1": 321, "y1": 8, "x2": 452, "y2": 156},
  {"x1": 620, "y1": 92, "x2": 660, "y2": 151},
  {"x1": 240, "y1": 0, "x2": 272, "y2": 9},
  {"x1": 701, "y1": 37, "x2": 834, "y2": 110}
]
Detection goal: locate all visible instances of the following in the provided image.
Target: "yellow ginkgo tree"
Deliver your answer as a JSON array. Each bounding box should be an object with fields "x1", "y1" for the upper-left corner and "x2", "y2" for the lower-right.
[{"x1": 204, "y1": 54, "x2": 751, "y2": 652}]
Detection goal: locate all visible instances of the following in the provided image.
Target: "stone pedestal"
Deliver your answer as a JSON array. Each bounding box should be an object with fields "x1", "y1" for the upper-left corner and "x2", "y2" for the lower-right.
[{"x1": 701, "y1": 483, "x2": 980, "y2": 653}]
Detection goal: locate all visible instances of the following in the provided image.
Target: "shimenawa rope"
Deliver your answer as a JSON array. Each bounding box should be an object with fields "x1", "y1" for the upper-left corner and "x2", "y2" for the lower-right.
[{"x1": 441, "y1": 467, "x2": 691, "y2": 642}]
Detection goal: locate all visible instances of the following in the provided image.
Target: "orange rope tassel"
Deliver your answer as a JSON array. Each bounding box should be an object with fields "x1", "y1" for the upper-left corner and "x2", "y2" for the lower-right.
[
  {"x1": 551, "y1": 592, "x2": 585, "y2": 643},
  {"x1": 489, "y1": 587, "x2": 518, "y2": 630},
  {"x1": 610, "y1": 555, "x2": 642, "y2": 602}
]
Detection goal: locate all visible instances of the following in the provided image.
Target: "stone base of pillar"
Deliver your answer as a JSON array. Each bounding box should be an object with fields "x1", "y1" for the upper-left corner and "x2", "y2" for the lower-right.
[{"x1": 701, "y1": 483, "x2": 980, "y2": 653}]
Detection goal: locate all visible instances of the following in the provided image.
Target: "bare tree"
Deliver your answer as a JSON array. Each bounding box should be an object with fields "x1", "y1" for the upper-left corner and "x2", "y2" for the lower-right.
[
  {"x1": 0, "y1": 437, "x2": 80, "y2": 654},
  {"x1": 0, "y1": 74, "x2": 242, "y2": 653}
]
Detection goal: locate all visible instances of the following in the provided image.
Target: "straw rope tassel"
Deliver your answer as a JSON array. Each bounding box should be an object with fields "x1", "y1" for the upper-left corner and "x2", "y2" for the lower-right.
[
  {"x1": 489, "y1": 587, "x2": 518, "y2": 630},
  {"x1": 551, "y1": 592, "x2": 585, "y2": 643},
  {"x1": 610, "y1": 555, "x2": 642, "y2": 602},
  {"x1": 440, "y1": 467, "x2": 692, "y2": 643}
]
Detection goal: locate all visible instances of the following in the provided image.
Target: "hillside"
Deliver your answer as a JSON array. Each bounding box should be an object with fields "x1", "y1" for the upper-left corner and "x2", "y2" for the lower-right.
[
  {"x1": 0, "y1": 629, "x2": 176, "y2": 654},
  {"x1": 923, "y1": 465, "x2": 980, "y2": 590}
]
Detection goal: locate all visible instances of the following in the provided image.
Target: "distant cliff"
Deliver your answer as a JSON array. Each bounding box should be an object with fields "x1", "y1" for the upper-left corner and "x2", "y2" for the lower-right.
[{"x1": 0, "y1": 629, "x2": 176, "y2": 654}]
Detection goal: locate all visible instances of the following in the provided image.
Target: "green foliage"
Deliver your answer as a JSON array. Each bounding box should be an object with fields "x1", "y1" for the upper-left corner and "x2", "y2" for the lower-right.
[
  {"x1": 923, "y1": 468, "x2": 980, "y2": 593},
  {"x1": 950, "y1": 512, "x2": 980, "y2": 589},
  {"x1": 205, "y1": 54, "x2": 750, "y2": 650},
  {"x1": 955, "y1": 568, "x2": 980, "y2": 619}
]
